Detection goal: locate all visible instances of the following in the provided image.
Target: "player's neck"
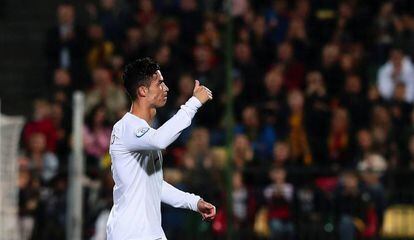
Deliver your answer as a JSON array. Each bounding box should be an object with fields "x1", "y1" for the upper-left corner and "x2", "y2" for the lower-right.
[{"x1": 130, "y1": 101, "x2": 156, "y2": 124}]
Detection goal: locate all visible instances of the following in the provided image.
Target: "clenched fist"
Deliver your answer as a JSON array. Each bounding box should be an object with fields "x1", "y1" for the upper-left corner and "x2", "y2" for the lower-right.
[
  {"x1": 197, "y1": 199, "x2": 216, "y2": 221},
  {"x1": 193, "y1": 80, "x2": 213, "y2": 104}
]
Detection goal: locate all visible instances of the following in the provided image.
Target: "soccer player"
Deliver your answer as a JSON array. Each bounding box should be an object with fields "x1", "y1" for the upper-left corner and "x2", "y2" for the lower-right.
[{"x1": 107, "y1": 58, "x2": 216, "y2": 240}]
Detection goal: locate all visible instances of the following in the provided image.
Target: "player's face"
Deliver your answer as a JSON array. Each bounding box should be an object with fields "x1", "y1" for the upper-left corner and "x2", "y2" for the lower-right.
[{"x1": 148, "y1": 70, "x2": 169, "y2": 108}]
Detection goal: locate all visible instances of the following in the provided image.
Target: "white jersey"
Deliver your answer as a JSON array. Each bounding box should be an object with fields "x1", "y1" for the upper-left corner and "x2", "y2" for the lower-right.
[{"x1": 107, "y1": 97, "x2": 202, "y2": 240}]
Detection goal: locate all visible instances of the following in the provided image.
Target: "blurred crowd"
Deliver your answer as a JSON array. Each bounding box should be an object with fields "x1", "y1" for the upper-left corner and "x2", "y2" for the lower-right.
[{"x1": 16, "y1": 0, "x2": 414, "y2": 239}]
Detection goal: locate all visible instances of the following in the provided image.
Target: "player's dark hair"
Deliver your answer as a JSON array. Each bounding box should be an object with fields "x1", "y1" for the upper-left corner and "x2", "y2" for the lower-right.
[{"x1": 123, "y1": 57, "x2": 160, "y2": 101}]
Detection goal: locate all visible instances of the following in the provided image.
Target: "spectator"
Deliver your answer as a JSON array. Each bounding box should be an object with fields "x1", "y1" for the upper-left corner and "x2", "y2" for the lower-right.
[
  {"x1": 377, "y1": 47, "x2": 414, "y2": 102},
  {"x1": 85, "y1": 66, "x2": 127, "y2": 122},
  {"x1": 395, "y1": 14, "x2": 414, "y2": 58},
  {"x1": 198, "y1": 19, "x2": 221, "y2": 49},
  {"x1": 186, "y1": 127, "x2": 212, "y2": 169},
  {"x1": 83, "y1": 104, "x2": 112, "y2": 175},
  {"x1": 232, "y1": 0, "x2": 249, "y2": 18},
  {"x1": 231, "y1": 70, "x2": 249, "y2": 123},
  {"x1": 339, "y1": 74, "x2": 370, "y2": 131},
  {"x1": 51, "y1": 68, "x2": 73, "y2": 99},
  {"x1": 332, "y1": 1, "x2": 360, "y2": 43},
  {"x1": 272, "y1": 141, "x2": 293, "y2": 168},
  {"x1": 234, "y1": 41, "x2": 262, "y2": 100},
  {"x1": 86, "y1": 23, "x2": 115, "y2": 71},
  {"x1": 45, "y1": 3, "x2": 87, "y2": 89},
  {"x1": 276, "y1": 41, "x2": 305, "y2": 90},
  {"x1": 334, "y1": 171, "x2": 370, "y2": 240},
  {"x1": 232, "y1": 134, "x2": 254, "y2": 170},
  {"x1": 389, "y1": 81, "x2": 413, "y2": 138},
  {"x1": 354, "y1": 129, "x2": 375, "y2": 163},
  {"x1": 50, "y1": 102, "x2": 71, "y2": 162},
  {"x1": 163, "y1": 72, "x2": 194, "y2": 110},
  {"x1": 263, "y1": 167, "x2": 295, "y2": 240},
  {"x1": 235, "y1": 105, "x2": 277, "y2": 161},
  {"x1": 191, "y1": 44, "x2": 224, "y2": 128},
  {"x1": 370, "y1": 105, "x2": 394, "y2": 159},
  {"x1": 109, "y1": 54, "x2": 125, "y2": 86},
  {"x1": 286, "y1": 16, "x2": 310, "y2": 63},
  {"x1": 320, "y1": 43, "x2": 342, "y2": 98},
  {"x1": 33, "y1": 174, "x2": 67, "y2": 239},
  {"x1": 293, "y1": 182, "x2": 322, "y2": 240},
  {"x1": 304, "y1": 70, "x2": 330, "y2": 164},
  {"x1": 121, "y1": 25, "x2": 148, "y2": 63},
  {"x1": 232, "y1": 170, "x2": 255, "y2": 239},
  {"x1": 22, "y1": 99, "x2": 58, "y2": 152},
  {"x1": 136, "y1": 0, "x2": 160, "y2": 41},
  {"x1": 178, "y1": 0, "x2": 202, "y2": 45},
  {"x1": 25, "y1": 133, "x2": 59, "y2": 184},
  {"x1": 264, "y1": 0, "x2": 289, "y2": 45},
  {"x1": 373, "y1": 2, "x2": 398, "y2": 63},
  {"x1": 260, "y1": 66, "x2": 286, "y2": 131},
  {"x1": 96, "y1": 0, "x2": 123, "y2": 43},
  {"x1": 160, "y1": 19, "x2": 181, "y2": 48},
  {"x1": 367, "y1": 84, "x2": 386, "y2": 107},
  {"x1": 359, "y1": 165, "x2": 385, "y2": 239},
  {"x1": 357, "y1": 153, "x2": 387, "y2": 174},
  {"x1": 18, "y1": 168, "x2": 40, "y2": 240},
  {"x1": 286, "y1": 90, "x2": 312, "y2": 165},
  {"x1": 251, "y1": 16, "x2": 272, "y2": 66},
  {"x1": 327, "y1": 108, "x2": 351, "y2": 168}
]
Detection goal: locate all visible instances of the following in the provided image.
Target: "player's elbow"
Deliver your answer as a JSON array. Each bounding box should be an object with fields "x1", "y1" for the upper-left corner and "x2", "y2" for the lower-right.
[{"x1": 154, "y1": 142, "x2": 169, "y2": 150}]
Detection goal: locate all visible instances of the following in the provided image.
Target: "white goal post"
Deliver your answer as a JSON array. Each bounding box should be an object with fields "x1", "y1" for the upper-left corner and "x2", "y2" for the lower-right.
[
  {"x1": 0, "y1": 106, "x2": 25, "y2": 240},
  {"x1": 66, "y1": 91, "x2": 85, "y2": 240}
]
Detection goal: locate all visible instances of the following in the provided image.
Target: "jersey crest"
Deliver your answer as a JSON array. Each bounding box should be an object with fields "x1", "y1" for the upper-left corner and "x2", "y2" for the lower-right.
[{"x1": 136, "y1": 127, "x2": 150, "y2": 138}]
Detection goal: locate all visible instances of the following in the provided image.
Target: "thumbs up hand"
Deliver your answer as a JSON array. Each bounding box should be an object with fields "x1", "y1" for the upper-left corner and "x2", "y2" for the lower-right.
[{"x1": 193, "y1": 80, "x2": 213, "y2": 104}]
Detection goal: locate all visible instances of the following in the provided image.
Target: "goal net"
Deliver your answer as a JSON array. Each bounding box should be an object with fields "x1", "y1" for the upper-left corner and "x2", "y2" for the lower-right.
[{"x1": 0, "y1": 114, "x2": 25, "y2": 240}]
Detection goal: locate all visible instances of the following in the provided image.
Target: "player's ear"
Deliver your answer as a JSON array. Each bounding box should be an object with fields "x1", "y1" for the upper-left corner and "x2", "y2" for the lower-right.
[{"x1": 137, "y1": 86, "x2": 148, "y2": 97}]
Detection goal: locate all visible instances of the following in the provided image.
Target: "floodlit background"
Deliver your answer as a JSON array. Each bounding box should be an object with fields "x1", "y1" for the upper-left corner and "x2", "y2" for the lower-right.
[{"x1": 1, "y1": 0, "x2": 414, "y2": 239}]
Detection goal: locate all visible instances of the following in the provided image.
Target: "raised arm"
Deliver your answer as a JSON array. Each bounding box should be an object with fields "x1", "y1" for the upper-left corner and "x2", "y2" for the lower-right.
[
  {"x1": 123, "y1": 96, "x2": 200, "y2": 150},
  {"x1": 123, "y1": 80, "x2": 213, "y2": 151}
]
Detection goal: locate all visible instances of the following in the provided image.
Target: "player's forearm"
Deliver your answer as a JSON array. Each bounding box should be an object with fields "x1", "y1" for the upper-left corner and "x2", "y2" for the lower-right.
[
  {"x1": 161, "y1": 181, "x2": 200, "y2": 212},
  {"x1": 148, "y1": 97, "x2": 201, "y2": 149}
]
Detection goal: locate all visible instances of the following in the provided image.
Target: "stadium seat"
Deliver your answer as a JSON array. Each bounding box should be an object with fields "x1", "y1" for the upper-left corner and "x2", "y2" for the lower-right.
[{"x1": 381, "y1": 204, "x2": 414, "y2": 238}]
